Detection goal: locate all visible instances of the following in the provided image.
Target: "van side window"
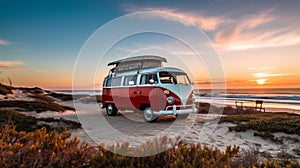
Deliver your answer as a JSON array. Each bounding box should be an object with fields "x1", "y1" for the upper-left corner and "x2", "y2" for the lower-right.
[
  {"x1": 140, "y1": 74, "x2": 158, "y2": 85},
  {"x1": 105, "y1": 77, "x2": 122, "y2": 87},
  {"x1": 103, "y1": 77, "x2": 108, "y2": 87},
  {"x1": 159, "y1": 71, "x2": 177, "y2": 84},
  {"x1": 123, "y1": 75, "x2": 137, "y2": 86},
  {"x1": 111, "y1": 77, "x2": 122, "y2": 86},
  {"x1": 106, "y1": 77, "x2": 112, "y2": 87}
]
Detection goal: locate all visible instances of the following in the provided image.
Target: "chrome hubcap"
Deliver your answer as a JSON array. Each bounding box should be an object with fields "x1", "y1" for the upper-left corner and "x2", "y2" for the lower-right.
[
  {"x1": 107, "y1": 105, "x2": 113, "y2": 114},
  {"x1": 144, "y1": 108, "x2": 153, "y2": 121}
]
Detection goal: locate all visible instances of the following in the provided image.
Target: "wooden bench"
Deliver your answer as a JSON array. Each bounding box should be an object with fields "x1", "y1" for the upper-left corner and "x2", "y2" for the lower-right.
[
  {"x1": 235, "y1": 101, "x2": 245, "y2": 112},
  {"x1": 235, "y1": 100, "x2": 265, "y2": 112},
  {"x1": 255, "y1": 100, "x2": 265, "y2": 112}
]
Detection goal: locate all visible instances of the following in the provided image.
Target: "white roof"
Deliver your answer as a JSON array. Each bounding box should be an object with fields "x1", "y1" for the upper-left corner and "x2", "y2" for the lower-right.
[{"x1": 139, "y1": 67, "x2": 185, "y2": 74}]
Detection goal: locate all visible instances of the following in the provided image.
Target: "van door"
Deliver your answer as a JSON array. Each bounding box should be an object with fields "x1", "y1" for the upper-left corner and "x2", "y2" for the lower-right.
[
  {"x1": 122, "y1": 75, "x2": 139, "y2": 110},
  {"x1": 137, "y1": 73, "x2": 164, "y2": 111}
]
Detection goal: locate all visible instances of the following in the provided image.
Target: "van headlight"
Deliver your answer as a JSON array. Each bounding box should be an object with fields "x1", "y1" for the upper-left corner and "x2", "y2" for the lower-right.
[{"x1": 167, "y1": 96, "x2": 175, "y2": 104}]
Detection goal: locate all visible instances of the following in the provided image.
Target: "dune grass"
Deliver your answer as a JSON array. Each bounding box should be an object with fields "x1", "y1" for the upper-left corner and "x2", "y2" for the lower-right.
[
  {"x1": 220, "y1": 112, "x2": 300, "y2": 135},
  {"x1": 0, "y1": 100, "x2": 74, "y2": 112},
  {"x1": 0, "y1": 109, "x2": 81, "y2": 132},
  {"x1": 47, "y1": 91, "x2": 102, "y2": 103},
  {"x1": 0, "y1": 84, "x2": 13, "y2": 95},
  {"x1": 29, "y1": 94, "x2": 56, "y2": 102},
  {"x1": 220, "y1": 112, "x2": 300, "y2": 145},
  {"x1": 0, "y1": 84, "x2": 44, "y2": 95}
]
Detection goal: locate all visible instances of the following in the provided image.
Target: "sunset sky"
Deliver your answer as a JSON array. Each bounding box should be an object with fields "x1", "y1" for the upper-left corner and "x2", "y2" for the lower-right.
[{"x1": 1, "y1": 0, "x2": 300, "y2": 89}]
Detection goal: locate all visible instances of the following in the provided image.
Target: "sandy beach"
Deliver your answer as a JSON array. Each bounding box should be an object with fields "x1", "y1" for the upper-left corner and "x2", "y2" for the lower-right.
[{"x1": 42, "y1": 99, "x2": 300, "y2": 160}]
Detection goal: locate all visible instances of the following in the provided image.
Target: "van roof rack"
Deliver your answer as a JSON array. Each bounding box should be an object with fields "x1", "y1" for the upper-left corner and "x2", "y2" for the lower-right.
[{"x1": 107, "y1": 55, "x2": 167, "y2": 66}]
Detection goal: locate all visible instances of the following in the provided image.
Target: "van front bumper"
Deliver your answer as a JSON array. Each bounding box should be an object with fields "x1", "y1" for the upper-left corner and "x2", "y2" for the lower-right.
[{"x1": 153, "y1": 104, "x2": 197, "y2": 116}]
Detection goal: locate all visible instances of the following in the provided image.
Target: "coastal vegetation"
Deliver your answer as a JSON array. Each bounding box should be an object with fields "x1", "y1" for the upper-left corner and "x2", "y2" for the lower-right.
[
  {"x1": 0, "y1": 109, "x2": 81, "y2": 132},
  {"x1": 0, "y1": 100, "x2": 74, "y2": 112},
  {"x1": 220, "y1": 112, "x2": 300, "y2": 135},
  {"x1": 0, "y1": 84, "x2": 43, "y2": 95},
  {"x1": 0, "y1": 124, "x2": 299, "y2": 167},
  {"x1": 0, "y1": 84, "x2": 12, "y2": 95},
  {"x1": 48, "y1": 91, "x2": 102, "y2": 102}
]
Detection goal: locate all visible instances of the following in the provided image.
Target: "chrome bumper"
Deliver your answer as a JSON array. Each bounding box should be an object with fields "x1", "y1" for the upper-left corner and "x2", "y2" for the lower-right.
[{"x1": 153, "y1": 104, "x2": 197, "y2": 115}]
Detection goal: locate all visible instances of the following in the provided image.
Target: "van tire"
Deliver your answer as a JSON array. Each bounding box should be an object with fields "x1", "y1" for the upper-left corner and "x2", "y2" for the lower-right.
[
  {"x1": 143, "y1": 107, "x2": 158, "y2": 123},
  {"x1": 175, "y1": 113, "x2": 189, "y2": 119},
  {"x1": 106, "y1": 104, "x2": 118, "y2": 116}
]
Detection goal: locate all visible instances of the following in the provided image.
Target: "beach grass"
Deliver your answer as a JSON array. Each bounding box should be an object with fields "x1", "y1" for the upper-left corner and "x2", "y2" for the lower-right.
[
  {"x1": 220, "y1": 112, "x2": 300, "y2": 144},
  {"x1": 0, "y1": 84, "x2": 44, "y2": 95},
  {"x1": 0, "y1": 100, "x2": 74, "y2": 112},
  {"x1": 0, "y1": 109, "x2": 81, "y2": 132},
  {"x1": 0, "y1": 84, "x2": 13, "y2": 95},
  {"x1": 47, "y1": 91, "x2": 102, "y2": 102},
  {"x1": 220, "y1": 112, "x2": 300, "y2": 135},
  {"x1": 29, "y1": 94, "x2": 56, "y2": 102}
]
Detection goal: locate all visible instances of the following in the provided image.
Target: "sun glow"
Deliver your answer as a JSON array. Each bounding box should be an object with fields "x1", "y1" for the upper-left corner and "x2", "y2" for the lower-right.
[{"x1": 256, "y1": 79, "x2": 267, "y2": 85}]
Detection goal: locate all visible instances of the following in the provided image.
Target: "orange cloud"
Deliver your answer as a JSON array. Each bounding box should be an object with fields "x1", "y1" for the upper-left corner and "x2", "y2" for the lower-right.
[
  {"x1": 124, "y1": 6, "x2": 223, "y2": 31},
  {"x1": 124, "y1": 6, "x2": 300, "y2": 50},
  {"x1": 0, "y1": 60, "x2": 48, "y2": 73},
  {"x1": 214, "y1": 10, "x2": 300, "y2": 50},
  {"x1": 0, "y1": 61, "x2": 23, "y2": 70}
]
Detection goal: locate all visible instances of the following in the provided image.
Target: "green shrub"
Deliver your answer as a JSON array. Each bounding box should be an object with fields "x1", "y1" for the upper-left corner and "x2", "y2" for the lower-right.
[
  {"x1": 0, "y1": 109, "x2": 37, "y2": 132},
  {"x1": 0, "y1": 124, "x2": 92, "y2": 167},
  {"x1": 0, "y1": 109, "x2": 80, "y2": 132},
  {"x1": 253, "y1": 131, "x2": 283, "y2": 144},
  {"x1": 220, "y1": 112, "x2": 300, "y2": 135},
  {"x1": 0, "y1": 100, "x2": 71, "y2": 112}
]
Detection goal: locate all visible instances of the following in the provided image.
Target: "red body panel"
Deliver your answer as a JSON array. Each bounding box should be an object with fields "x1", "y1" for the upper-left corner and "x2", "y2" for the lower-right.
[{"x1": 102, "y1": 86, "x2": 193, "y2": 111}]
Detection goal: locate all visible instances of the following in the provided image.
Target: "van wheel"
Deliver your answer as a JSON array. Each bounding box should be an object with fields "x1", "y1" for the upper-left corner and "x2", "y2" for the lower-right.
[
  {"x1": 106, "y1": 104, "x2": 118, "y2": 116},
  {"x1": 175, "y1": 113, "x2": 189, "y2": 119},
  {"x1": 143, "y1": 107, "x2": 157, "y2": 123}
]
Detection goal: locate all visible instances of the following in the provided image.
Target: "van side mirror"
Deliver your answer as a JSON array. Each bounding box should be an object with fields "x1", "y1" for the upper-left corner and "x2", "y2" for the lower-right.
[{"x1": 149, "y1": 79, "x2": 155, "y2": 84}]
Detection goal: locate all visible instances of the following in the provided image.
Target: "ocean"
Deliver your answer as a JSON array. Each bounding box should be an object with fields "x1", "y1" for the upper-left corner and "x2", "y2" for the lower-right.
[
  {"x1": 54, "y1": 88, "x2": 300, "y2": 111},
  {"x1": 194, "y1": 88, "x2": 300, "y2": 111}
]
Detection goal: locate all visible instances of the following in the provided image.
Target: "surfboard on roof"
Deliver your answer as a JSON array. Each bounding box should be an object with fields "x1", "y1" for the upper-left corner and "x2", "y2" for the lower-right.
[{"x1": 107, "y1": 55, "x2": 167, "y2": 73}]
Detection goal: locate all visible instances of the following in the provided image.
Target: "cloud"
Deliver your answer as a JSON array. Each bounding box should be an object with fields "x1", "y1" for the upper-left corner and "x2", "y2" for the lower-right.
[
  {"x1": 124, "y1": 6, "x2": 300, "y2": 50},
  {"x1": 0, "y1": 39, "x2": 10, "y2": 46},
  {"x1": 0, "y1": 61, "x2": 24, "y2": 70},
  {"x1": 252, "y1": 72, "x2": 299, "y2": 78},
  {"x1": 123, "y1": 6, "x2": 224, "y2": 31},
  {"x1": 214, "y1": 10, "x2": 300, "y2": 50},
  {"x1": 0, "y1": 60, "x2": 47, "y2": 72}
]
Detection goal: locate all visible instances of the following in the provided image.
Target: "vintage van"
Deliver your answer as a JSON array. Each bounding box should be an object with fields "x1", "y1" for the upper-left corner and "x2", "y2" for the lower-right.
[{"x1": 102, "y1": 56, "x2": 196, "y2": 122}]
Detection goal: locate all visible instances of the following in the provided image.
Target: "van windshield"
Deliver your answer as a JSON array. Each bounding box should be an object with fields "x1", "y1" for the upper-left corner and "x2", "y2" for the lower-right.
[{"x1": 159, "y1": 71, "x2": 191, "y2": 85}]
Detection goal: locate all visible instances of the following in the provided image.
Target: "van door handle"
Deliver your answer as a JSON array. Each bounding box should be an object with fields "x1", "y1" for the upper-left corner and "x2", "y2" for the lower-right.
[{"x1": 134, "y1": 91, "x2": 141, "y2": 94}]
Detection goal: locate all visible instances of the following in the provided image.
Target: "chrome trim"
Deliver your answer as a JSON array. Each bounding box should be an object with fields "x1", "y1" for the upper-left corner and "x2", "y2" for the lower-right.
[{"x1": 153, "y1": 104, "x2": 197, "y2": 115}]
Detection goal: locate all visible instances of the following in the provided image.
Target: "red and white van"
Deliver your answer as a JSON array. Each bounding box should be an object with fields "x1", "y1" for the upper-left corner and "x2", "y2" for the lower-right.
[{"x1": 102, "y1": 56, "x2": 196, "y2": 122}]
